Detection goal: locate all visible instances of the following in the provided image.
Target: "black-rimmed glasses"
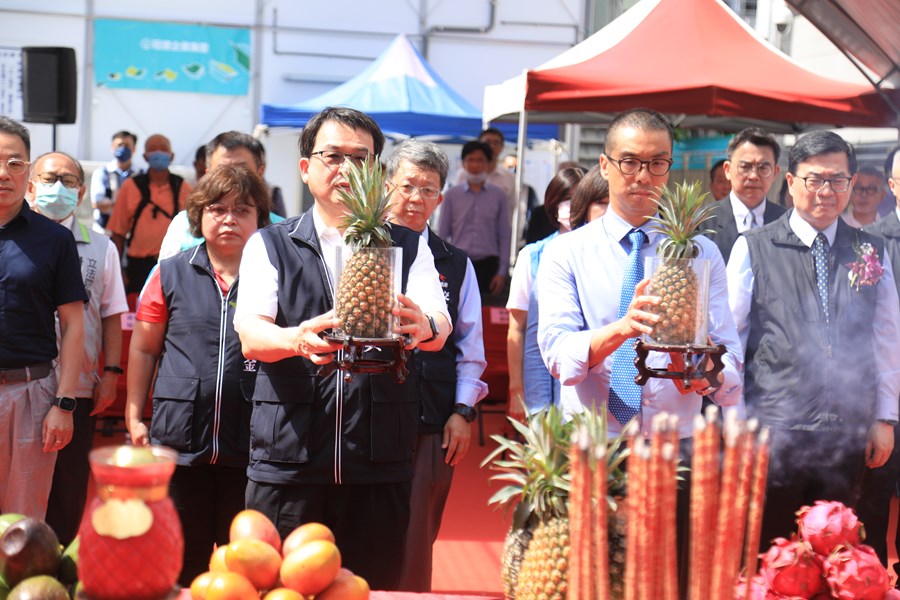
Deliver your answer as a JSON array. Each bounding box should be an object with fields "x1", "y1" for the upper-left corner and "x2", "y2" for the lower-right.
[
  {"x1": 797, "y1": 175, "x2": 852, "y2": 193},
  {"x1": 0, "y1": 158, "x2": 29, "y2": 175},
  {"x1": 851, "y1": 184, "x2": 882, "y2": 196},
  {"x1": 604, "y1": 154, "x2": 673, "y2": 176},
  {"x1": 311, "y1": 150, "x2": 370, "y2": 169},
  {"x1": 35, "y1": 172, "x2": 81, "y2": 189}
]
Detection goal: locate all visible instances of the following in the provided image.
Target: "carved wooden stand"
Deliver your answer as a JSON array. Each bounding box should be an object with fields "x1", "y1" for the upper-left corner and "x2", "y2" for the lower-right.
[{"x1": 318, "y1": 335, "x2": 411, "y2": 383}]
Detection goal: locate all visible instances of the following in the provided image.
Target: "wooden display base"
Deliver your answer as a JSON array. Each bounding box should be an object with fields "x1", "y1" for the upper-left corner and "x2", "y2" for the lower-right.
[
  {"x1": 318, "y1": 335, "x2": 411, "y2": 383},
  {"x1": 633, "y1": 340, "x2": 726, "y2": 390}
]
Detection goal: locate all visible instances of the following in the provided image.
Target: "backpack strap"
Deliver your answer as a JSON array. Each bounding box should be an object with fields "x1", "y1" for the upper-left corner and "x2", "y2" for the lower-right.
[{"x1": 127, "y1": 172, "x2": 184, "y2": 243}]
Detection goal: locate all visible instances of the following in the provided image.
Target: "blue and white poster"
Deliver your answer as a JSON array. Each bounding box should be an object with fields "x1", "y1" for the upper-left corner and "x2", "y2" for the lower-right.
[{"x1": 94, "y1": 19, "x2": 250, "y2": 96}]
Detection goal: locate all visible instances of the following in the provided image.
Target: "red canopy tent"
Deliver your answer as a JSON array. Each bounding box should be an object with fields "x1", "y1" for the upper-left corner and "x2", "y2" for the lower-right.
[{"x1": 483, "y1": 0, "x2": 899, "y2": 134}]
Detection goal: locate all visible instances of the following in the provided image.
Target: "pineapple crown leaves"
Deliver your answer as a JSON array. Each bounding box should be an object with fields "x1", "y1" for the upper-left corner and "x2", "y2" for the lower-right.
[
  {"x1": 337, "y1": 157, "x2": 394, "y2": 250},
  {"x1": 646, "y1": 179, "x2": 717, "y2": 260},
  {"x1": 481, "y1": 405, "x2": 630, "y2": 525}
]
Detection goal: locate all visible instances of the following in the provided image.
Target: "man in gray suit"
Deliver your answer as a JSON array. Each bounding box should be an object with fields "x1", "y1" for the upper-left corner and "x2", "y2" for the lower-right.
[{"x1": 708, "y1": 127, "x2": 785, "y2": 263}]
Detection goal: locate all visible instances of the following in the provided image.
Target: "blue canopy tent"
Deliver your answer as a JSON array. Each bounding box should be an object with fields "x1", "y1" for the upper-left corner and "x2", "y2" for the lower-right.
[{"x1": 259, "y1": 34, "x2": 556, "y2": 143}]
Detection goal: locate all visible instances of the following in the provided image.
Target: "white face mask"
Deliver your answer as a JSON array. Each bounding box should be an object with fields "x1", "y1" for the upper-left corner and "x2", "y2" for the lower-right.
[
  {"x1": 466, "y1": 170, "x2": 488, "y2": 185},
  {"x1": 557, "y1": 200, "x2": 572, "y2": 232}
]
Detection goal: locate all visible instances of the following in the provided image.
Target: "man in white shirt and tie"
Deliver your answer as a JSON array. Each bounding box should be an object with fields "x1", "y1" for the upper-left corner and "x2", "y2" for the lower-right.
[{"x1": 708, "y1": 127, "x2": 786, "y2": 263}]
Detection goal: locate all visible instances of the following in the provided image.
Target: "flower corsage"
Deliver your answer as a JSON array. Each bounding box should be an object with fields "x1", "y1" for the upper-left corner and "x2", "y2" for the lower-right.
[{"x1": 846, "y1": 241, "x2": 884, "y2": 291}]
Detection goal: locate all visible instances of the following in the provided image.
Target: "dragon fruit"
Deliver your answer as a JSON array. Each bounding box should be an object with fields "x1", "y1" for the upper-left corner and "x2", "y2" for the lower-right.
[
  {"x1": 824, "y1": 544, "x2": 890, "y2": 600},
  {"x1": 734, "y1": 574, "x2": 778, "y2": 600},
  {"x1": 797, "y1": 501, "x2": 863, "y2": 556},
  {"x1": 760, "y1": 537, "x2": 827, "y2": 598}
]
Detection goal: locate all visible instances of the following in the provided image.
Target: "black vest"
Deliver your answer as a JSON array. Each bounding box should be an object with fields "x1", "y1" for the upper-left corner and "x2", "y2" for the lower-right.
[
  {"x1": 744, "y1": 214, "x2": 879, "y2": 433},
  {"x1": 249, "y1": 211, "x2": 423, "y2": 485},
  {"x1": 151, "y1": 244, "x2": 253, "y2": 468},
  {"x1": 415, "y1": 230, "x2": 467, "y2": 433}
]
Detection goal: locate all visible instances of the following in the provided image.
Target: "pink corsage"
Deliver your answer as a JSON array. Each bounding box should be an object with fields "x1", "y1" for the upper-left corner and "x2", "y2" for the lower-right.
[{"x1": 846, "y1": 242, "x2": 884, "y2": 291}]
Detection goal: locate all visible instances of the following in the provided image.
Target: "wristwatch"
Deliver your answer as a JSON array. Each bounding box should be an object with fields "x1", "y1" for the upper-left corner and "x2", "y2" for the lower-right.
[
  {"x1": 452, "y1": 403, "x2": 477, "y2": 423},
  {"x1": 422, "y1": 315, "x2": 439, "y2": 344},
  {"x1": 53, "y1": 396, "x2": 77, "y2": 412},
  {"x1": 104, "y1": 365, "x2": 124, "y2": 375}
]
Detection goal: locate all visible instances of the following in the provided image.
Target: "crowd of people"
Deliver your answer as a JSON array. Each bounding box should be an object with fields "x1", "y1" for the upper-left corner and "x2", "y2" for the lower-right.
[{"x1": 2, "y1": 104, "x2": 900, "y2": 593}]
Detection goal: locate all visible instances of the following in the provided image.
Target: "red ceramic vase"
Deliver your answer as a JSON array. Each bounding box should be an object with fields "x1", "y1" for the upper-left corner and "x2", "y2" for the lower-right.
[{"x1": 78, "y1": 445, "x2": 183, "y2": 600}]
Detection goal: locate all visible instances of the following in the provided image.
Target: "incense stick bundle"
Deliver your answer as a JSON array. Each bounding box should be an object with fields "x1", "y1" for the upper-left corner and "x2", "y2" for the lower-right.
[
  {"x1": 568, "y1": 428, "x2": 587, "y2": 600},
  {"x1": 594, "y1": 444, "x2": 609, "y2": 600},
  {"x1": 661, "y1": 440, "x2": 679, "y2": 600},
  {"x1": 635, "y1": 441, "x2": 653, "y2": 600},
  {"x1": 725, "y1": 421, "x2": 758, "y2": 591},
  {"x1": 742, "y1": 427, "x2": 771, "y2": 600},
  {"x1": 623, "y1": 424, "x2": 640, "y2": 600},
  {"x1": 711, "y1": 411, "x2": 742, "y2": 600}
]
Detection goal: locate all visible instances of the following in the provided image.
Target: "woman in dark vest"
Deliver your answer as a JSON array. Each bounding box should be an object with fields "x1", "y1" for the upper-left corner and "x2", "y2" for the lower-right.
[{"x1": 125, "y1": 164, "x2": 271, "y2": 585}]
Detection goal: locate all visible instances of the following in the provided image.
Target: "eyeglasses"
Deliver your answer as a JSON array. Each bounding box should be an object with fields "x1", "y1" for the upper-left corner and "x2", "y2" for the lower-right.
[
  {"x1": 204, "y1": 203, "x2": 257, "y2": 220},
  {"x1": 393, "y1": 183, "x2": 441, "y2": 201},
  {"x1": 310, "y1": 150, "x2": 370, "y2": 169},
  {"x1": 852, "y1": 184, "x2": 882, "y2": 196},
  {"x1": 736, "y1": 161, "x2": 775, "y2": 178},
  {"x1": 35, "y1": 172, "x2": 81, "y2": 189},
  {"x1": 604, "y1": 154, "x2": 673, "y2": 176},
  {"x1": 796, "y1": 175, "x2": 853, "y2": 193},
  {"x1": 0, "y1": 158, "x2": 29, "y2": 175}
]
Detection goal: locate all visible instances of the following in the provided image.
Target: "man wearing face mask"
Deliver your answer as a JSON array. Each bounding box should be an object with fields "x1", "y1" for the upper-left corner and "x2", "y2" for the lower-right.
[
  {"x1": 28, "y1": 152, "x2": 129, "y2": 545},
  {"x1": 90, "y1": 130, "x2": 140, "y2": 230},
  {"x1": 438, "y1": 140, "x2": 511, "y2": 295},
  {"x1": 108, "y1": 134, "x2": 191, "y2": 293}
]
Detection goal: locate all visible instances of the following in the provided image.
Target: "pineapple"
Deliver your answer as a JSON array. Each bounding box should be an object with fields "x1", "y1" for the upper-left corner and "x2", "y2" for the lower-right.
[
  {"x1": 646, "y1": 180, "x2": 717, "y2": 345},
  {"x1": 482, "y1": 407, "x2": 628, "y2": 600},
  {"x1": 335, "y1": 159, "x2": 396, "y2": 338}
]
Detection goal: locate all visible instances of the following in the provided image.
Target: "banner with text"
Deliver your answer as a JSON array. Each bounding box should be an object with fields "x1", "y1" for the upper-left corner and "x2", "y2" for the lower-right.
[
  {"x1": 0, "y1": 47, "x2": 23, "y2": 120},
  {"x1": 94, "y1": 19, "x2": 250, "y2": 96}
]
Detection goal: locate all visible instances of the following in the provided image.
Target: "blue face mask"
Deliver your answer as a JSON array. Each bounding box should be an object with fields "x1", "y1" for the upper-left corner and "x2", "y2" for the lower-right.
[
  {"x1": 147, "y1": 151, "x2": 172, "y2": 171},
  {"x1": 34, "y1": 180, "x2": 80, "y2": 221},
  {"x1": 114, "y1": 145, "x2": 132, "y2": 162}
]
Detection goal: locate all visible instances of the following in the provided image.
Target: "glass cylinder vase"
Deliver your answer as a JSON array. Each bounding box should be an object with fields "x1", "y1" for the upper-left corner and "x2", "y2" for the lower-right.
[
  {"x1": 333, "y1": 246, "x2": 402, "y2": 340},
  {"x1": 78, "y1": 445, "x2": 183, "y2": 600},
  {"x1": 643, "y1": 256, "x2": 711, "y2": 347}
]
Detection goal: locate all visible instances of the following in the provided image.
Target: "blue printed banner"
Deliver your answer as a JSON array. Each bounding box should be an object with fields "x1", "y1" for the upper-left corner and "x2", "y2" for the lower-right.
[{"x1": 94, "y1": 19, "x2": 250, "y2": 96}]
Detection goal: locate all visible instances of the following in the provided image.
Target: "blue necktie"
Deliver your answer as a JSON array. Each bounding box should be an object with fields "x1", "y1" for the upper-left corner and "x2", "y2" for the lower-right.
[
  {"x1": 609, "y1": 229, "x2": 648, "y2": 425},
  {"x1": 812, "y1": 233, "x2": 829, "y2": 322}
]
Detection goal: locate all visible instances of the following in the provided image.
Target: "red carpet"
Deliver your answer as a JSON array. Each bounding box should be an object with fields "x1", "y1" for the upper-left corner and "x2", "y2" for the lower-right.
[{"x1": 431, "y1": 411, "x2": 510, "y2": 595}]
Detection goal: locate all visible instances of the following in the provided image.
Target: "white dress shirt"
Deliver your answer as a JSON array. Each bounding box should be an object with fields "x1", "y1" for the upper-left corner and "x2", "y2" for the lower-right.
[
  {"x1": 234, "y1": 206, "x2": 450, "y2": 329},
  {"x1": 730, "y1": 193, "x2": 768, "y2": 234},
  {"x1": 726, "y1": 210, "x2": 900, "y2": 422}
]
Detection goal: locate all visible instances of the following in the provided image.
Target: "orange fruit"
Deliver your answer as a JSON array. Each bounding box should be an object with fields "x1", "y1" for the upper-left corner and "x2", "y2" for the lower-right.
[
  {"x1": 225, "y1": 538, "x2": 282, "y2": 591},
  {"x1": 262, "y1": 589, "x2": 305, "y2": 600},
  {"x1": 189, "y1": 571, "x2": 216, "y2": 600},
  {"x1": 279, "y1": 539, "x2": 341, "y2": 595},
  {"x1": 282, "y1": 522, "x2": 335, "y2": 558},
  {"x1": 204, "y1": 571, "x2": 259, "y2": 600},
  {"x1": 230, "y1": 509, "x2": 282, "y2": 554},
  {"x1": 209, "y1": 545, "x2": 229, "y2": 572},
  {"x1": 316, "y1": 570, "x2": 370, "y2": 600}
]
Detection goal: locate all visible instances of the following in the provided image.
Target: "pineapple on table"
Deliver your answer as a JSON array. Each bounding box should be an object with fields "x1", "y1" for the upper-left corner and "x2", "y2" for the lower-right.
[
  {"x1": 335, "y1": 159, "x2": 397, "y2": 339},
  {"x1": 483, "y1": 407, "x2": 628, "y2": 600},
  {"x1": 646, "y1": 180, "x2": 717, "y2": 346}
]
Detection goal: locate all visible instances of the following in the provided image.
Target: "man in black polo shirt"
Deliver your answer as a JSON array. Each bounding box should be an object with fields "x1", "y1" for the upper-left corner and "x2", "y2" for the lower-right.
[{"x1": 0, "y1": 116, "x2": 86, "y2": 519}]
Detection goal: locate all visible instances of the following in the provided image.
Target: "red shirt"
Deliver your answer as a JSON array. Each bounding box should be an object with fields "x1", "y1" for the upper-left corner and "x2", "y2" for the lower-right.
[{"x1": 136, "y1": 265, "x2": 231, "y2": 324}]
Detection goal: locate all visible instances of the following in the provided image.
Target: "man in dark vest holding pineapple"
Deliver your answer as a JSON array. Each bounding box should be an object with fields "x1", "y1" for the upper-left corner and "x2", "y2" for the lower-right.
[
  {"x1": 235, "y1": 107, "x2": 451, "y2": 590},
  {"x1": 726, "y1": 131, "x2": 900, "y2": 549},
  {"x1": 385, "y1": 140, "x2": 488, "y2": 591}
]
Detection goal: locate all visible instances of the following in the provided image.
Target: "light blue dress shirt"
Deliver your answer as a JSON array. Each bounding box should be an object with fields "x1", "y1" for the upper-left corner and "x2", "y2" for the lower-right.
[
  {"x1": 536, "y1": 209, "x2": 744, "y2": 438},
  {"x1": 421, "y1": 228, "x2": 489, "y2": 408},
  {"x1": 727, "y1": 209, "x2": 900, "y2": 422}
]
